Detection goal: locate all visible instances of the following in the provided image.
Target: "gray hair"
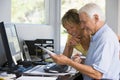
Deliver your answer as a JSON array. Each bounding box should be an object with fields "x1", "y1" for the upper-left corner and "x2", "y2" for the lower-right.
[{"x1": 79, "y1": 3, "x2": 105, "y2": 21}]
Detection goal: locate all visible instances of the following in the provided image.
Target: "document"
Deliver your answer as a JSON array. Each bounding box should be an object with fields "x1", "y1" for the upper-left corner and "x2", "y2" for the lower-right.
[
  {"x1": 39, "y1": 46, "x2": 56, "y2": 55},
  {"x1": 17, "y1": 76, "x2": 57, "y2": 80}
]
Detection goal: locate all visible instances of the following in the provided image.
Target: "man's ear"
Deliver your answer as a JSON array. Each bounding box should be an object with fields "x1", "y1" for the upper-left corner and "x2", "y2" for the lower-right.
[{"x1": 93, "y1": 14, "x2": 99, "y2": 24}]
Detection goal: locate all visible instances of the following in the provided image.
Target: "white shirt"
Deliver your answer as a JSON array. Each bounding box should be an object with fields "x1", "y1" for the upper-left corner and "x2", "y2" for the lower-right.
[{"x1": 83, "y1": 24, "x2": 120, "y2": 80}]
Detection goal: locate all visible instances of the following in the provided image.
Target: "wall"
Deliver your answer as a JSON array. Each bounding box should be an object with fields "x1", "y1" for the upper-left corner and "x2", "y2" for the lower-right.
[
  {"x1": 0, "y1": 0, "x2": 11, "y2": 22},
  {"x1": 118, "y1": 0, "x2": 120, "y2": 35},
  {"x1": 16, "y1": 24, "x2": 54, "y2": 40},
  {"x1": 106, "y1": 0, "x2": 119, "y2": 34},
  {"x1": 48, "y1": 0, "x2": 61, "y2": 53}
]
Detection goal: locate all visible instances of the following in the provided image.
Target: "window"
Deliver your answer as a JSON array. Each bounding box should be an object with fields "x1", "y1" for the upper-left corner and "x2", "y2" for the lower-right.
[
  {"x1": 61, "y1": 0, "x2": 105, "y2": 52},
  {"x1": 11, "y1": 0, "x2": 46, "y2": 24}
]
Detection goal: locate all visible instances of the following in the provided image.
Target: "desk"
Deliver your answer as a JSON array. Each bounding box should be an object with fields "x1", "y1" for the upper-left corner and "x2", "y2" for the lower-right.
[
  {"x1": 17, "y1": 76, "x2": 57, "y2": 80},
  {"x1": 22, "y1": 65, "x2": 77, "y2": 80},
  {"x1": 23, "y1": 65, "x2": 77, "y2": 76}
]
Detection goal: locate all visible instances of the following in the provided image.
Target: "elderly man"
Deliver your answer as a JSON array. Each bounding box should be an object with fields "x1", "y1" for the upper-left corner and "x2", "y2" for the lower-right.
[{"x1": 50, "y1": 3, "x2": 120, "y2": 80}]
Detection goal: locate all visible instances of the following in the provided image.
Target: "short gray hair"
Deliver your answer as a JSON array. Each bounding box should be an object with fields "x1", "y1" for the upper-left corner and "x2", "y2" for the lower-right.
[{"x1": 79, "y1": 3, "x2": 105, "y2": 21}]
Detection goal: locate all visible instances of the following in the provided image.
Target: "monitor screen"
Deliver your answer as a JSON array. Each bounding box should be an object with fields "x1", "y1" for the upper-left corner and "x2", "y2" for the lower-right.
[
  {"x1": 5, "y1": 25, "x2": 20, "y2": 54},
  {"x1": 4, "y1": 23, "x2": 24, "y2": 65}
]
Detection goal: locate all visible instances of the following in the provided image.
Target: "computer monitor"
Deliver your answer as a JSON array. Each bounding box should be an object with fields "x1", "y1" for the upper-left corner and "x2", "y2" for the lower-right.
[
  {"x1": 0, "y1": 22, "x2": 23, "y2": 68},
  {"x1": 0, "y1": 29, "x2": 7, "y2": 67},
  {"x1": 5, "y1": 23, "x2": 24, "y2": 65}
]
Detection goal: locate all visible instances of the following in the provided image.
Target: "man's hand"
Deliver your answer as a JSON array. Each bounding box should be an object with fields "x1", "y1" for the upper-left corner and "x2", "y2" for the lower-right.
[{"x1": 49, "y1": 54, "x2": 71, "y2": 65}]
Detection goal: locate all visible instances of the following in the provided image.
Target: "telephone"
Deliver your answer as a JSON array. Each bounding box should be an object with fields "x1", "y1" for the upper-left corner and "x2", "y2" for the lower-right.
[{"x1": 22, "y1": 41, "x2": 31, "y2": 61}]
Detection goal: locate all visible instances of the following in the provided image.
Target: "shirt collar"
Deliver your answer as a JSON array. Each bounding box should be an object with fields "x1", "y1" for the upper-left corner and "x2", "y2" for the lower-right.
[{"x1": 91, "y1": 24, "x2": 108, "y2": 42}]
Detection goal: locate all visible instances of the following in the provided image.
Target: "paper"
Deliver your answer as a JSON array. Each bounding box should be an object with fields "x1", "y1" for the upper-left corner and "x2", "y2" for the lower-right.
[
  {"x1": 39, "y1": 46, "x2": 56, "y2": 55},
  {"x1": 16, "y1": 76, "x2": 57, "y2": 80},
  {"x1": 80, "y1": 55, "x2": 86, "y2": 59}
]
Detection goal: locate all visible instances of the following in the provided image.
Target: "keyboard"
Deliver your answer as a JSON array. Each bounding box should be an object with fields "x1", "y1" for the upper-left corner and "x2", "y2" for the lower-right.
[
  {"x1": 23, "y1": 64, "x2": 77, "y2": 76},
  {"x1": 44, "y1": 63, "x2": 71, "y2": 73}
]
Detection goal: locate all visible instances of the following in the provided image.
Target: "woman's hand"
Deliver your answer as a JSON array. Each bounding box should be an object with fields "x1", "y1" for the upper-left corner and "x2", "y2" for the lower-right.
[{"x1": 67, "y1": 37, "x2": 81, "y2": 47}]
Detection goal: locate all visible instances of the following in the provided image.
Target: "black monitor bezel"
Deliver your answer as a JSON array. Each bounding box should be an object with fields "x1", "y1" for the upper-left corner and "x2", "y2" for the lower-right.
[
  {"x1": 0, "y1": 23, "x2": 7, "y2": 67},
  {"x1": 0, "y1": 22, "x2": 15, "y2": 68}
]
